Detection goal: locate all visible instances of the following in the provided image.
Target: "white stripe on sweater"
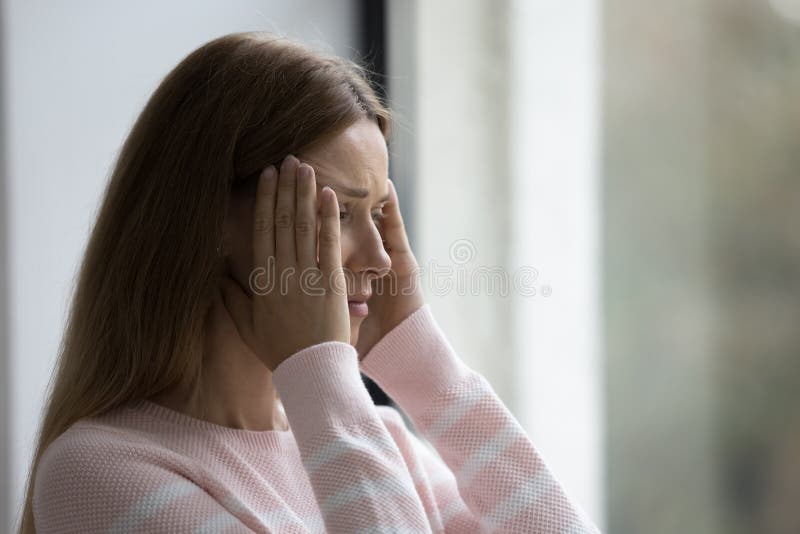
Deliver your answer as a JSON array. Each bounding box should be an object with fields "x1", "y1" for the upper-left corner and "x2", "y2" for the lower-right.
[
  {"x1": 108, "y1": 479, "x2": 200, "y2": 533},
  {"x1": 302, "y1": 430, "x2": 398, "y2": 476},
  {"x1": 456, "y1": 422, "x2": 522, "y2": 487},
  {"x1": 318, "y1": 473, "x2": 421, "y2": 515},
  {"x1": 479, "y1": 467, "x2": 555, "y2": 532}
]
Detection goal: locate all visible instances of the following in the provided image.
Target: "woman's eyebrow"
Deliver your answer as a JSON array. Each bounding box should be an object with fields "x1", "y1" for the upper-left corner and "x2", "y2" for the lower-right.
[{"x1": 316, "y1": 179, "x2": 390, "y2": 202}]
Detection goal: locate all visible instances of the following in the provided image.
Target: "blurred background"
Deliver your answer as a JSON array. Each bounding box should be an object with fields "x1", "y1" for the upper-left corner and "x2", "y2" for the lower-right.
[{"x1": 1, "y1": 0, "x2": 799, "y2": 532}]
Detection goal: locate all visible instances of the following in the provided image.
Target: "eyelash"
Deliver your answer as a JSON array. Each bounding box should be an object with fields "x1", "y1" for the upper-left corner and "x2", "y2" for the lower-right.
[{"x1": 339, "y1": 209, "x2": 386, "y2": 224}]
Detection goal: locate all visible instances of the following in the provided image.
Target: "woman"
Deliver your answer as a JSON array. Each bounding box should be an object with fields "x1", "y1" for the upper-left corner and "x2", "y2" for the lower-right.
[{"x1": 20, "y1": 32, "x2": 600, "y2": 533}]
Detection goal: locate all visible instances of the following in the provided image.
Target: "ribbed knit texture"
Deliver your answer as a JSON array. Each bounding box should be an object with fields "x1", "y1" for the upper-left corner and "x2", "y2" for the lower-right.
[{"x1": 32, "y1": 303, "x2": 601, "y2": 533}]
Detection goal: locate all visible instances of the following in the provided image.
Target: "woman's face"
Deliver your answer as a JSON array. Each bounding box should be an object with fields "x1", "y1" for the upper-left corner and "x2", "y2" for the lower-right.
[{"x1": 224, "y1": 118, "x2": 392, "y2": 346}]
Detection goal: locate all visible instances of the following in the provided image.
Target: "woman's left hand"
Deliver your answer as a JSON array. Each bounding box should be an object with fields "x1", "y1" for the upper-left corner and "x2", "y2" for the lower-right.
[{"x1": 355, "y1": 179, "x2": 425, "y2": 360}]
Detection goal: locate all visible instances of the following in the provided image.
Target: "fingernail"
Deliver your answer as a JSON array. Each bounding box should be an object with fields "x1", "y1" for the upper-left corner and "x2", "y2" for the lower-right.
[{"x1": 261, "y1": 166, "x2": 276, "y2": 186}]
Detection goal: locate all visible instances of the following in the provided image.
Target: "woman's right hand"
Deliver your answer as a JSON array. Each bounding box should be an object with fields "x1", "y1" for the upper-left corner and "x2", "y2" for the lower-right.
[{"x1": 220, "y1": 155, "x2": 351, "y2": 372}]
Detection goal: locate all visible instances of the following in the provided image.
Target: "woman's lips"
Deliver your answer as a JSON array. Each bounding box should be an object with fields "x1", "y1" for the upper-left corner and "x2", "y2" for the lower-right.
[{"x1": 348, "y1": 301, "x2": 368, "y2": 317}]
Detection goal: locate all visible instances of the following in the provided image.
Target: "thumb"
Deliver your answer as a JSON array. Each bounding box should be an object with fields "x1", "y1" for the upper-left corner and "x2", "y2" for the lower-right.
[{"x1": 381, "y1": 179, "x2": 411, "y2": 254}]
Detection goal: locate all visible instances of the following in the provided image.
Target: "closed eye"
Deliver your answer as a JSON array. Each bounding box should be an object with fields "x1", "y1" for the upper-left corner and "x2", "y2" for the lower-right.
[{"x1": 337, "y1": 203, "x2": 387, "y2": 224}]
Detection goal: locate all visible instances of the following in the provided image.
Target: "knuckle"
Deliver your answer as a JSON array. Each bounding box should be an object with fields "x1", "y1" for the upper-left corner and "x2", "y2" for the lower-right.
[
  {"x1": 319, "y1": 230, "x2": 338, "y2": 246},
  {"x1": 274, "y1": 210, "x2": 293, "y2": 228},
  {"x1": 295, "y1": 219, "x2": 315, "y2": 236},
  {"x1": 254, "y1": 214, "x2": 273, "y2": 234}
]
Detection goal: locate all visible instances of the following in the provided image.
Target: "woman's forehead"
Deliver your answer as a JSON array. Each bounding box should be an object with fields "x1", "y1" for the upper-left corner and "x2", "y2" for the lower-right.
[
  {"x1": 298, "y1": 121, "x2": 388, "y2": 199},
  {"x1": 312, "y1": 165, "x2": 389, "y2": 202}
]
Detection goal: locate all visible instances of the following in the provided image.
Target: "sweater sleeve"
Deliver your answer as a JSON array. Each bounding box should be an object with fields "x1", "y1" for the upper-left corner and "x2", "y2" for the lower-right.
[
  {"x1": 270, "y1": 341, "x2": 434, "y2": 533},
  {"x1": 358, "y1": 303, "x2": 602, "y2": 534},
  {"x1": 32, "y1": 426, "x2": 255, "y2": 533}
]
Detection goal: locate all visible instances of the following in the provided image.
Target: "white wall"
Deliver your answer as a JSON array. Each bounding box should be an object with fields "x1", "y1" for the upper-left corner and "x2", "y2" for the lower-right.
[
  {"x1": 509, "y1": 1, "x2": 603, "y2": 526},
  {"x1": 0, "y1": 1, "x2": 356, "y2": 529}
]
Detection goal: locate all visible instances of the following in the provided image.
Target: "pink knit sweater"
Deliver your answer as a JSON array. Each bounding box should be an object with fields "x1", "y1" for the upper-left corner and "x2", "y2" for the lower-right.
[{"x1": 33, "y1": 303, "x2": 600, "y2": 533}]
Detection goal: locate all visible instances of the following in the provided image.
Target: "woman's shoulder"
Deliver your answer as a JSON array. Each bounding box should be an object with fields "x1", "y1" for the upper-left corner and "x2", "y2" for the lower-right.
[
  {"x1": 36, "y1": 403, "x2": 199, "y2": 485},
  {"x1": 40, "y1": 413, "x2": 150, "y2": 460},
  {"x1": 44, "y1": 403, "x2": 164, "y2": 450},
  {"x1": 32, "y1": 408, "x2": 207, "y2": 532}
]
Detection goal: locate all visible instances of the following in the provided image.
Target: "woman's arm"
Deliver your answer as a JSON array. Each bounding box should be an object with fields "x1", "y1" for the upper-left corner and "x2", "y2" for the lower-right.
[
  {"x1": 359, "y1": 303, "x2": 602, "y2": 534},
  {"x1": 271, "y1": 341, "x2": 435, "y2": 533}
]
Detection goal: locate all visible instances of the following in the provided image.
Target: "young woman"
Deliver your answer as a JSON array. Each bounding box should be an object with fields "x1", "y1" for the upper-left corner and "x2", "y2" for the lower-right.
[{"x1": 19, "y1": 32, "x2": 601, "y2": 533}]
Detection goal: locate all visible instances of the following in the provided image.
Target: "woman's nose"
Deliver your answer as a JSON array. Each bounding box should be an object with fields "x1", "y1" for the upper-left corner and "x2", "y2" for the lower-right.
[{"x1": 342, "y1": 220, "x2": 391, "y2": 283}]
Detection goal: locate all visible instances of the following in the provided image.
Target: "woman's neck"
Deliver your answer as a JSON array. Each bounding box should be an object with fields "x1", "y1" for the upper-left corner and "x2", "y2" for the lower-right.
[{"x1": 148, "y1": 348, "x2": 288, "y2": 432}]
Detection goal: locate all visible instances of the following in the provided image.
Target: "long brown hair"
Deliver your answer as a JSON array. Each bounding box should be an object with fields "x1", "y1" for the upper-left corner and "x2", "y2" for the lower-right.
[{"x1": 17, "y1": 31, "x2": 391, "y2": 533}]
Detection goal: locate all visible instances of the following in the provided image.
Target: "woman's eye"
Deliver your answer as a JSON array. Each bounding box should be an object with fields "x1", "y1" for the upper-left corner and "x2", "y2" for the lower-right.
[{"x1": 336, "y1": 210, "x2": 385, "y2": 224}]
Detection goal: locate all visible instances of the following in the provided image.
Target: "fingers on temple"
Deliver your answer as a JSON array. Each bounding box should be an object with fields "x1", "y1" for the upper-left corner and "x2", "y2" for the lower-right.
[
  {"x1": 295, "y1": 163, "x2": 318, "y2": 270},
  {"x1": 317, "y1": 187, "x2": 342, "y2": 277},
  {"x1": 274, "y1": 156, "x2": 300, "y2": 267},
  {"x1": 383, "y1": 179, "x2": 411, "y2": 252},
  {"x1": 253, "y1": 165, "x2": 278, "y2": 266}
]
